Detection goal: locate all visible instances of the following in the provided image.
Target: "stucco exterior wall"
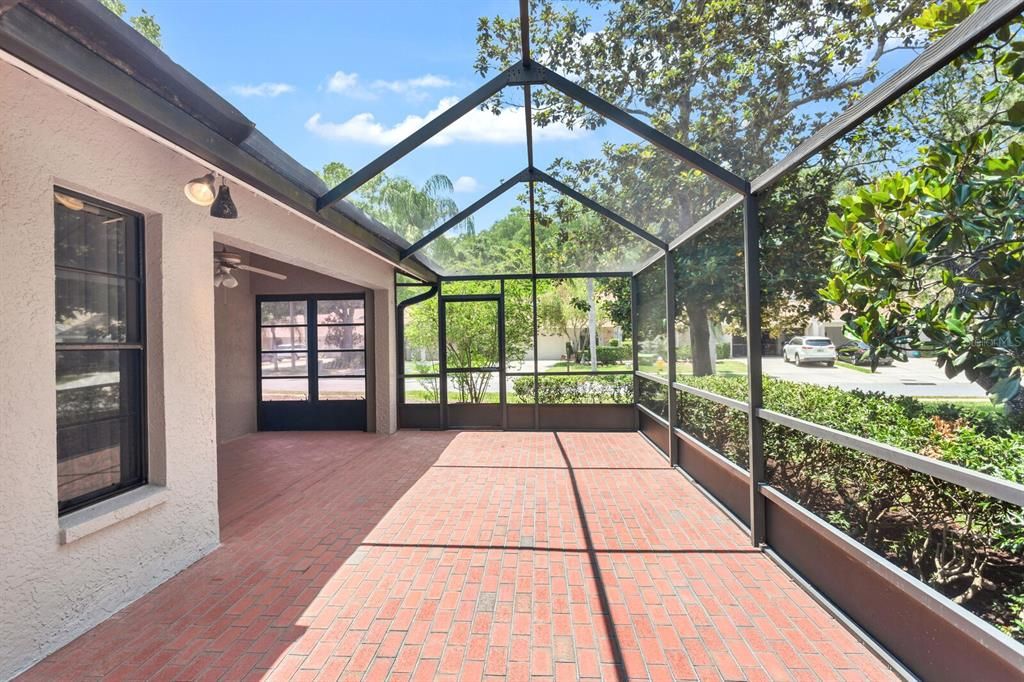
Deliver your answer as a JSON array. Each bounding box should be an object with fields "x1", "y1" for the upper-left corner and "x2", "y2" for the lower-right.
[
  {"x1": 0, "y1": 58, "x2": 398, "y2": 678},
  {"x1": 214, "y1": 260, "x2": 256, "y2": 442}
]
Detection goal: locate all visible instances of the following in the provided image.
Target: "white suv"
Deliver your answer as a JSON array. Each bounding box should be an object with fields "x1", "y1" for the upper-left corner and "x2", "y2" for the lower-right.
[{"x1": 783, "y1": 336, "x2": 836, "y2": 366}]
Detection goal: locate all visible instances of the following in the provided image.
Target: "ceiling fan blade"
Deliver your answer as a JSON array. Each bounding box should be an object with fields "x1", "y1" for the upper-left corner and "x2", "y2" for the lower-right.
[{"x1": 236, "y1": 264, "x2": 287, "y2": 280}]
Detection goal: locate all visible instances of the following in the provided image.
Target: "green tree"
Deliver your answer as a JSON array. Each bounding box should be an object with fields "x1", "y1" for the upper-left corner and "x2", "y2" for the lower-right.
[
  {"x1": 538, "y1": 279, "x2": 590, "y2": 359},
  {"x1": 317, "y1": 162, "x2": 466, "y2": 248},
  {"x1": 99, "y1": 0, "x2": 162, "y2": 47},
  {"x1": 477, "y1": 0, "x2": 929, "y2": 375},
  {"x1": 822, "y1": 9, "x2": 1024, "y2": 419}
]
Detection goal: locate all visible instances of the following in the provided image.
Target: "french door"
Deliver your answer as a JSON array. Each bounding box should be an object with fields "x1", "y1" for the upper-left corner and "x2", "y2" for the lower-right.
[{"x1": 257, "y1": 294, "x2": 367, "y2": 431}]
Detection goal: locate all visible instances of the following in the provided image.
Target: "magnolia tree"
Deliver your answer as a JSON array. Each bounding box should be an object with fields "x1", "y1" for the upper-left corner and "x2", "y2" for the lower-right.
[{"x1": 822, "y1": 7, "x2": 1024, "y2": 419}]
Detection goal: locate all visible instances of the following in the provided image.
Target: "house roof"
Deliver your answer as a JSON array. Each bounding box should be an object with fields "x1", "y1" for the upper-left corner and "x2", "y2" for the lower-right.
[{"x1": 0, "y1": 0, "x2": 437, "y2": 281}]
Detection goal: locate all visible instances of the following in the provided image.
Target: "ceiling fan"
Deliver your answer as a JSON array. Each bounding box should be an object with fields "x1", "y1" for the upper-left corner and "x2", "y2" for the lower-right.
[{"x1": 214, "y1": 248, "x2": 287, "y2": 288}]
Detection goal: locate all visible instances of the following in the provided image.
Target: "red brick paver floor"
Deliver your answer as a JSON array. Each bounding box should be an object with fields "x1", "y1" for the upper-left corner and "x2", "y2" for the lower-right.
[{"x1": 21, "y1": 431, "x2": 896, "y2": 681}]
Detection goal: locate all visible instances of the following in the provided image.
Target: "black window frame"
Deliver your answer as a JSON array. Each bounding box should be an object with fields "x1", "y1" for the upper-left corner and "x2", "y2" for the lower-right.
[{"x1": 54, "y1": 187, "x2": 148, "y2": 515}]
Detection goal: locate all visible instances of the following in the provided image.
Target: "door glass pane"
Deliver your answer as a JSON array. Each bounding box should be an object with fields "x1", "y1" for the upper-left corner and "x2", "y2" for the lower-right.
[
  {"x1": 317, "y1": 326, "x2": 365, "y2": 350},
  {"x1": 261, "y1": 300, "x2": 306, "y2": 325},
  {"x1": 445, "y1": 300, "x2": 499, "y2": 369},
  {"x1": 261, "y1": 378, "x2": 308, "y2": 401},
  {"x1": 402, "y1": 299, "x2": 439, "y2": 376},
  {"x1": 448, "y1": 373, "x2": 500, "y2": 404},
  {"x1": 260, "y1": 326, "x2": 307, "y2": 352},
  {"x1": 261, "y1": 352, "x2": 308, "y2": 377},
  {"x1": 404, "y1": 376, "x2": 440, "y2": 404},
  {"x1": 318, "y1": 377, "x2": 366, "y2": 400},
  {"x1": 55, "y1": 270, "x2": 133, "y2": 343},
  {"x1": 317, "y1": 299, "x2": 365, "y2": 324},
  {"x1": 318, "y1": 351, "x2": 366, "y2": 376}
]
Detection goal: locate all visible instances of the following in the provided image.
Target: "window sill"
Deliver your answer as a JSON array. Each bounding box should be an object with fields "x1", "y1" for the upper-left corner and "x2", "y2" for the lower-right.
[{"x1": 59, "y1": 485, "x2": 169, "y2": 545}]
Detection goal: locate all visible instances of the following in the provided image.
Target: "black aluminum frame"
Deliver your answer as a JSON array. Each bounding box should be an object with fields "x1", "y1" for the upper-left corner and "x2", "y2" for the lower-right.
[
  {"x1": 54, "y1": 187, "x2": 148, "y2": 515},
  {"x1": 439, "y1": 294, "x2": 505, "y2": 429},
  {"x1": 382, "y1": 1, "x2": 1024, "y2": 675},
  {"x1": 398, "y1": 272, "x2": 637, "y2": 431},
  {"x1": 256, "y1": 293, "x2": 368, "y2": 431}
]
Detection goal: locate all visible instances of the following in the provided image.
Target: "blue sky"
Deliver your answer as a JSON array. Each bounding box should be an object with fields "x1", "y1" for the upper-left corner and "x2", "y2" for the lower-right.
[
  {"x1": 120, "y1": 1, "x2": 926, "y2": 241},
  {"x1": 124, "y1": 0, "x2": 620, "y2": 230}
]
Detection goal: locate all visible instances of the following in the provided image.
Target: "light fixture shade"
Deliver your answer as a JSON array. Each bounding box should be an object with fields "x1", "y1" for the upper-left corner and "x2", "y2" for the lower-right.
[
  {"x1": 184, "y1": 173, "x2": 216, "y2": 206},
  {"x1": 214, "y1": 271, "x2": 225, "y2": 287},
  {"x1": 210, "y1": 184, "x2": 238, "y2": 219},
  {"x1": 221, "y1": 272, "x2": 239, "y2": 288}
]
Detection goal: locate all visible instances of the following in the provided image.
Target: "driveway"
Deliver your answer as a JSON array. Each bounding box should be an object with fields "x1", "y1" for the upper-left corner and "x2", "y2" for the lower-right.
[{"x1": 762, "y1": 356, "x2": 986, "y2": 399}]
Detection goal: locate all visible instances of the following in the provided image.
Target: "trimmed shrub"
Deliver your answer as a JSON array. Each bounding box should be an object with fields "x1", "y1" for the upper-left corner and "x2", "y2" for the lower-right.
[
  {"x1": 675, "y1": 374, "x2": 1024, "y2": 639},
  {"x1": 512, "y1": 374, "x2": 633, "y2": 404},
  {"x1": 579, "y1": 345, "x2": 631, "y2": 365}
]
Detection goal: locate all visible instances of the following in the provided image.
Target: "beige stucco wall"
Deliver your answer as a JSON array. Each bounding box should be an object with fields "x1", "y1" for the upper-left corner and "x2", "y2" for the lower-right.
[
  {"x1": 0, "y1": 57, "x2": 398, "y2": 678},
  {"x1": 213, "y1": 260, "x2": 256, "y2": 442}
]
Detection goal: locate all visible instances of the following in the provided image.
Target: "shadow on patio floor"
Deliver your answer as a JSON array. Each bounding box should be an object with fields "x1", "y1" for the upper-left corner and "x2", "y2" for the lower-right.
[{"x1": 21, "y1": 429, "x2": 895, "y2": 681}]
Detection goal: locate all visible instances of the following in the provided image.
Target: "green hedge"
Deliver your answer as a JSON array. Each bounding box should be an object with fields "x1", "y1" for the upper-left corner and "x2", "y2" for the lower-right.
[
  {"x1": 676, "y1": 374, "x2": 1024, "y2": 640},
  {"x1": 512, "y1": 374, "x2": 633, "y2": 404},
  {"x1": 578, "y1": 345, "x2": 631, "y2": 364}
]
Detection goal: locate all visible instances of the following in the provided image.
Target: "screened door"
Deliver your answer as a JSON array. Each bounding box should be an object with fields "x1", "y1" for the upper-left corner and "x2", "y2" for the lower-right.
[
  {"x1": 257, "y1": 294, "x2": 367, "y2": 431},
  {"x1": 441, "y1": 296, "x2": 505, "y2": 429}
]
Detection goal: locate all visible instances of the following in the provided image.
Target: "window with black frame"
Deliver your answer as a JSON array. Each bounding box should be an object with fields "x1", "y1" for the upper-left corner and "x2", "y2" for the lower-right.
[{"x1": 54, "y1": 189, "x2": 146, "y2": 514}]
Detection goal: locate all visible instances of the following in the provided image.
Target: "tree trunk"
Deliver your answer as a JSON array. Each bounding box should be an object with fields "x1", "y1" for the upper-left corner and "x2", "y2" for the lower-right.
[
  {"x1": 587, "y1": 278, "x2": 598, "y2": 372},
  {"x1": 687, "y1": 301, "x2": 714, "y2": 376}
]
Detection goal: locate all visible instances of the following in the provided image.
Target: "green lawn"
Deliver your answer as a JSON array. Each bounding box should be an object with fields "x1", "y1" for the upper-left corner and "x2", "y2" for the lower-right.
[
  {"x1": 638, "y1": 359, "x2": 748, "y2": 377},
  {"x1": 917, "y1": 397, "x2": 1002, "y2": 416},
  {"x1": 404, "y1": 389, "x2": 541, "y2": 404},
  {"x1": 545, "y1": 361, "x2": 633, "y2": 373},
  {"x1": 836, "y1": 360, "x2": 873, "y2": 374}
]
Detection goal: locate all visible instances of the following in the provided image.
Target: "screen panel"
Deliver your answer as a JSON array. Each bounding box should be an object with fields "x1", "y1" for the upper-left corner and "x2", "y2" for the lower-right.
[{"x1": 533, "y1": 185, "x2": 661, "y2": 274}]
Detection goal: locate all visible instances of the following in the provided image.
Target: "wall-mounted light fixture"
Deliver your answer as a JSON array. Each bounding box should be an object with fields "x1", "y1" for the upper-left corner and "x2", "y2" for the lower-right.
[
  {"x1": 209, "y1": 179, "x2": 238, "y2": 219},
  {"x1": 183, "y1": 172, "x2": 216, "y2": 206}
]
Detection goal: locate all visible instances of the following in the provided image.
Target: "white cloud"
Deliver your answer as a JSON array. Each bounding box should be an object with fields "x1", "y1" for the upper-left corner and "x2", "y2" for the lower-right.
[
  {"x1": 325, "y1": 71, "x2": 456, "y2": 101},
  {"x1": 325, "y1": 70, "x2": 376, "y2": 99},
  {"x1": 371, "y1": 74, "x2": 454, "y2": 94},
  {"x1": 452, "y1": 176, "x2": 479, "y2": 193},
  {"x1": 230, "y1": 82, "x2": 294, "y2": 97},
  {"x1": 305, "y1": 97, "x2": 584, "y2": 146}
]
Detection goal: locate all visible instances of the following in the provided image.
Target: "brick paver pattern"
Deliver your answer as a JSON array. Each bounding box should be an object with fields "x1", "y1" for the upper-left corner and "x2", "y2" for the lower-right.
[{"x1": 21, "y1": 431, "x2": 897, "y2": 681}]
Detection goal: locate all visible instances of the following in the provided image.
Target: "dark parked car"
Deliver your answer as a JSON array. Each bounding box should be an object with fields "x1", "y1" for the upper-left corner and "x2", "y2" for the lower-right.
[{"x1": 836, "y1": 340, "x2": 894, "y2": 367}]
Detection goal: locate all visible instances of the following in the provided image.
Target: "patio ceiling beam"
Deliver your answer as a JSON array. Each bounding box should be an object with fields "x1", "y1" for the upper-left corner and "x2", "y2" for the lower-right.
[
  {"x1": 317, "y1": 64, "x2": 524, "y2": 211},
  {"x1": 529, "y1": 63, "x2": 750, "y2": 195},
  {"x1": 530, "y1": 168, "x2": 667, "y2": 250},
  {"x1": 400, "y1": 170, "x2": 530, "y2": 259}
]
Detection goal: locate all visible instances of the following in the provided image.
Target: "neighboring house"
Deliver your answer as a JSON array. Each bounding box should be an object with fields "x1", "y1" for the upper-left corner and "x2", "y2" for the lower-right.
[{"x1": 536, "y1": 321, "x2": 621, "y2": 361}]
